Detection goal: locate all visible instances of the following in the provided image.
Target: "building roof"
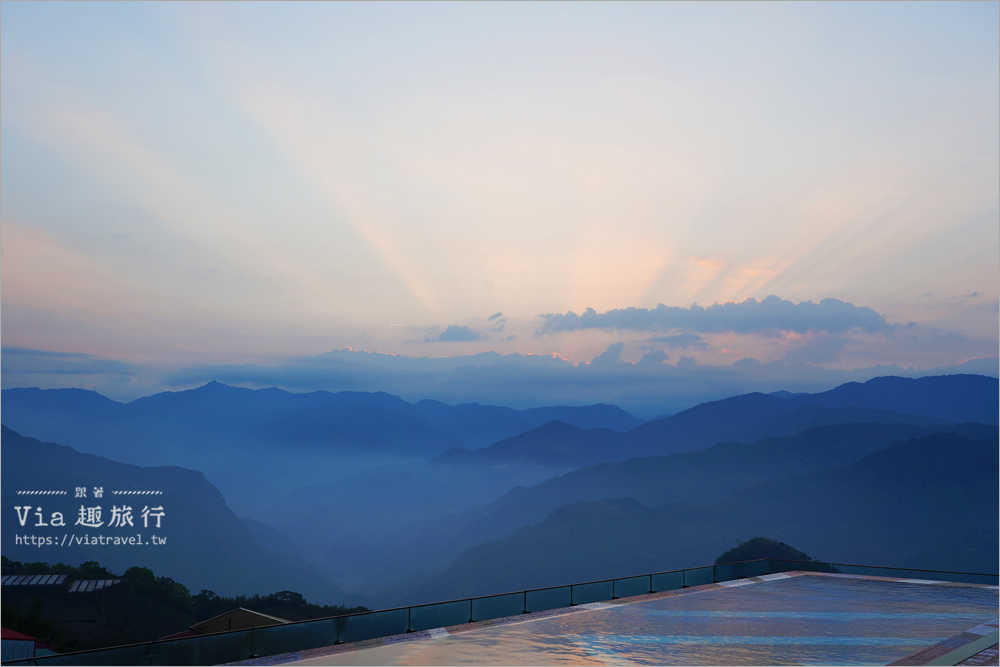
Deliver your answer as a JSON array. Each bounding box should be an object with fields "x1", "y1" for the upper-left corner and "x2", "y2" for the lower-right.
[
  {"x1": 2, "y1": 574, "x2": 67, "y2": 586},
  {"x1": 158, "y1": 629, "x2": 201, "y2": 641},
  {"x1": 189, "y1": 608, "x2": 290, "y2": 636},
  {"x1": 1, "y1": 628, "x2": 37, "y2": 642},
  {"x1": 67, "y1": 579, "x2": 120, "y2": 593},
  {"x1": 160, "y1": 608, "x2": 291, "y2": 641}
]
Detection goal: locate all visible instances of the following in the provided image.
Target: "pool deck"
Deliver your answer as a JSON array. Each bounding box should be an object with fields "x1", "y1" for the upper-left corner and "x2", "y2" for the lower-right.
[
  {"x1": 890, "y1": 618, "x2": 998, "y2": 666},
  {"x1": 229, "y1": 572, "x2": 999, "y2": 666}
]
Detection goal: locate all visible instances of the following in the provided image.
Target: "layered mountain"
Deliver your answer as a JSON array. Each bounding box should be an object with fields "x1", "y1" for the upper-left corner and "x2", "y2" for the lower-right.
[
  {"x1": 408, "y1": 429, "x2": 998, "y2": 602},
  {"x1": 2, "y1": 383, "x2": 462, "y2": 464},
  {"x1": 264, "y1": 412, "x2": 966, "y2": 592},
  {"x1": 782, "y1": 374, "x2": 999, "y2": 424},
  {"x1": 409, "y1": 422, "x2": 995, "y2": 578},
  {"x1": 0, "y1": 382, "x2": 641, "y2": 513},
  {"x1": 4, "y1": 374, "x2": 995, "y2": 607},
  {"x1": 437, "y1": 420, "x2": 628, "y2": 468},
  {"x1": 1, "y1": 383, "x2": 642, "y2": 453},
  {"x1": 438, "y1": 374, "x2": 993, "y2": 469},
  {"x1": 258, "y1": 456, "x2": 568, "y2": 565},
  {"x1": 1, "y1": 426, "x2": 349, "y2": 604},
  {"x1": 398, "y1": 399, "x2": 642, "y2": 446}
]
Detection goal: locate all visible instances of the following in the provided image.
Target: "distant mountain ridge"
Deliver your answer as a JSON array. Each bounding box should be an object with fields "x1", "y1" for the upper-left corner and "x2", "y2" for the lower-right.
[
  {"x1": 436, "y1": 421, "x2": 627, "y2": 468},
  {"x1": 0, "y1": 382, "x2": 643, "y2": 514},
  {"x1": 3, "y1": 373, "x2": 996, "y2": 607},
  {"x1": 0, "y1": 426, "x2": 349, "y2": 604},
  {"x1": 2, "y1": 381, "x2": 642, "y2": 451},
  {"x1": 382, "y1": 420, "x2": 994, "y2": 605},
  {"x1": 441, "y1": 375, "x2": 988, "y2": 469},
  {"x1": 783, "y1": 374, "x2": 999, "y2": 424},
  {"x1": 408, "y1": 429, "x2": 999, "y2": 602}
]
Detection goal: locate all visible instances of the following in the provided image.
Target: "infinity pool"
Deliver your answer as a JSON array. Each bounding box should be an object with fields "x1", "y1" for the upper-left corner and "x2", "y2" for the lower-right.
[{"x1": 281, "y1": 573, "x2": 998, "y2": 666}]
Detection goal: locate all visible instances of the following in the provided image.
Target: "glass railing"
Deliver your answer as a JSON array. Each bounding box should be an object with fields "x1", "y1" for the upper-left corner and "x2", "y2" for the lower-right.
[
  {"x1": 768, "y1": 560, "x2": 998, "y2": 585},
  {"x1": 9, "y1": 559, "x2": 996, "y2": 666}
]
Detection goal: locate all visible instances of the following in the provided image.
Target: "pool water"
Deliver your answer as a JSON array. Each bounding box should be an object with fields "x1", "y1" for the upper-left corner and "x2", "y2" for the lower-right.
[{"x1": 291, "y1": 574, "x2": 999, "y2": 666}]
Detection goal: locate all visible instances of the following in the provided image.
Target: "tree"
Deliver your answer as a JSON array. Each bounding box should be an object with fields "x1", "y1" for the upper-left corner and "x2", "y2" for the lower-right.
[{"x1": 715, "y1": 537, "x2": 813, "y2": 565}]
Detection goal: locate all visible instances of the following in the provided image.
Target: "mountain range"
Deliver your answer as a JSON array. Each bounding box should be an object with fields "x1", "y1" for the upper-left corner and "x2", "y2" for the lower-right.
[
  {"x1": 2, "y1": 373, "x2": 997, "y2": 609},
  {"x1": 1, "y1": 426, "x2": 347, "y2": 602},
  {"x1": 407, "y1": 428, "x2": 998, "y2": 602},
  {"x1": 394, "y1": 420, "x2": 995, "y2": 592},
  {"x1": 438, "y1": 374, "x2": 996, "y2": 469},
  {"x1": 0, "y1": 382, "x2": 642, "y2": 514}
]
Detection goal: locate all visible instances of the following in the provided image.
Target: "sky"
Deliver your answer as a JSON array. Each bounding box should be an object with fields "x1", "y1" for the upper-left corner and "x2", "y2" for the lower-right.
[{"x1": 1, "y1": 1, "x2": 998, "y2": 415}]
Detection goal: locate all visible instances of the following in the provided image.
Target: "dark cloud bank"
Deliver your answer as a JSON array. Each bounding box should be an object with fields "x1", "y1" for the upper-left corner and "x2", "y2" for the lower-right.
[
  {"x1": 429, "y1": 325, "x2": 483, "y2": 343},
  {"x1": 3, "y1": 294, "x2": 995, "y2": 416},
  {"x1": 538, "y1": 296, "x2": 894, "y2": 335}
]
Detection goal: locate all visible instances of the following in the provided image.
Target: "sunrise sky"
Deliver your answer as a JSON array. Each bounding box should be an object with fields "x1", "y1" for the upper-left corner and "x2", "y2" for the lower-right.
[{"x1": 2, "y1": 1, "x2": 997, "y2": 413}]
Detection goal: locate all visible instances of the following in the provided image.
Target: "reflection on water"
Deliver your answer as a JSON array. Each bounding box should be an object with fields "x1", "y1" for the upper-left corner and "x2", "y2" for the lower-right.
[{"x1": 300, "y1": 576, "x2": 998, "y2": 666}]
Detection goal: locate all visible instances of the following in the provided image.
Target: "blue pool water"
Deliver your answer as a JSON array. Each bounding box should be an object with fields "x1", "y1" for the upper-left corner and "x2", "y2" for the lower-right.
[{"x1": 291, "y1": 574, "x2": 999, "y2": 666}]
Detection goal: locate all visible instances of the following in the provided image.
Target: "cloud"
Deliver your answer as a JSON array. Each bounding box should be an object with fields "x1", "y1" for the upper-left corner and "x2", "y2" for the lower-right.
[
  {"x1": 780, "y1": 335, "x2": 849, "y2": 364},
  {"x1": 488, "y1": 313, "x2": 508, "y2": 333},
  {"x1": 2, "y1": 347, "x2": 96, "y2": 360},
  {"x1": 637, "y1": 349, "x2": 669, "y2": 366},
  {"x1": 428, "y1": 325, "x2": 484, "y2": 343},
  {"x1": 1, "y1": 347, "x2": 147, "y2": 398},
  {"x1": 589, "y1": 342, "x2": 624, "y2": 366},
  {"x1": 1, "y1": 347, "x2": 135, "y2": 376},
  {"x1": 646, "y1": 334, "x2": 708, "y2": 349},
  {"x1": 537, "y1": 295, "x2": 895, "y2": 335}
]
